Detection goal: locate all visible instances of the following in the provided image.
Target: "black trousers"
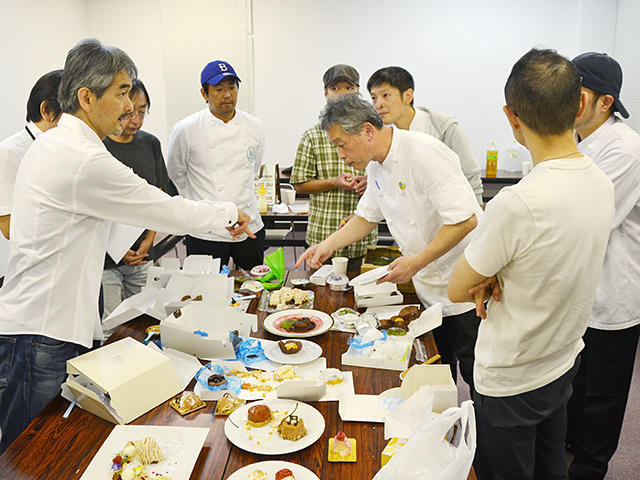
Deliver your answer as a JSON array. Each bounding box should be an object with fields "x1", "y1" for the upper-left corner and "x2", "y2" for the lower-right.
[
  {"x1": 474, "y1": 359, "x2": 580, "y2": 480},
  {"x1": 566, "y1": 325, "x2": 640, "y2": 480},
  {"x1": 185, "y1": 229, "x2": 265, "y2": 270},
  {"x1": 432, "y1": 308, "x2": 480, "y2": 392}
]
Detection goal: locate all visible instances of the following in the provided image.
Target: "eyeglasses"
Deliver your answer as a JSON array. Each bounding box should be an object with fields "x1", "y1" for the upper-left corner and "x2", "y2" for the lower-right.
[{"x1": 123, "y1": 110, "x2": 147, "y2": 120}]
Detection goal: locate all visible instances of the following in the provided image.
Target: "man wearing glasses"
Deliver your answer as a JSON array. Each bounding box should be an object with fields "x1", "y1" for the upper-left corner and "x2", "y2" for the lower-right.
[{"x1": 101, "y1": 79, "x2": 173, "y2": 319}]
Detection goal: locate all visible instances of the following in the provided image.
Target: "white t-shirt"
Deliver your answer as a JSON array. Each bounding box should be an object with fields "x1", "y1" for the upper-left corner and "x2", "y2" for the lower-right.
[
  {"x1": 167, "y1": 108, "x2": 265, "y2": 242},
  {"x1": 579, "y1": 116, "x2": 640, "y2": 330},
  {"x1": 0, "y1": 114, "x2": 238, "y2": 348},
  {"x1": 0, "y1": 122, "x2": 41, "y2": 215},
  {"x1": 465, "y1": 156, "x2": 614, "y2": 397},
  {"x1": 355, "y1": 128, "x2": 480, "y2": 316}
]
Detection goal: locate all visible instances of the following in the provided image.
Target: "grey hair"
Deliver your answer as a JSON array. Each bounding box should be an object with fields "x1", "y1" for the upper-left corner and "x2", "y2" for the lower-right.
[
  {"x1": 319, "y1": 93, "x2": 383, "y2": 133},
  {"x1": 58, "y1": 38, "x2": 138, "y2": 113}
]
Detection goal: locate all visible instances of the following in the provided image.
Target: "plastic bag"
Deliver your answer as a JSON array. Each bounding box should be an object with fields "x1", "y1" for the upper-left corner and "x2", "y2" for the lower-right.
[
  {"x1": 258, "y1": 247, "x2": 285, "y2": 290},
  {"x1": 373, "y1": 400, "x2": 476, "y2": 480}
]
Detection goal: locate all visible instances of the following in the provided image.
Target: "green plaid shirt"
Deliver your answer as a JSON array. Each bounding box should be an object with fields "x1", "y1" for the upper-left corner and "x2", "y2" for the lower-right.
[{"x1": 291, "y1": 124, "x2": 377, "y2": 258}]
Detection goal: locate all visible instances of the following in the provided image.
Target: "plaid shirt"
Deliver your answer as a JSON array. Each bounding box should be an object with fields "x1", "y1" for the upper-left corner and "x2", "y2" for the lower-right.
[{"x1": 291, "y1": 124, "x2": 377, "y2": 258}]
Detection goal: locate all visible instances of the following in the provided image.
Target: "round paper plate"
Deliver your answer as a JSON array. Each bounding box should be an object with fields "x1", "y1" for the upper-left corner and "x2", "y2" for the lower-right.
[
  {"x1": 263, "y1": 309, "x2": 333, "y2": 338},
  {"x1": 226, "y1": 461, "x2": 320, "y2": 480},
  {"x1": 224, "y1": 399, "x2": 325, "y2": 455},
  {"x1": 263, "y1": 339, "x2": 323, "y2": 364},
  {"x1": 348, "y1": 265, "x2": 391, "y2": 286}
]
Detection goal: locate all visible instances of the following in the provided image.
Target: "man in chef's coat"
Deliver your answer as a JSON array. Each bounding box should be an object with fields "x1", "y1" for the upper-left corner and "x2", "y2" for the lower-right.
[{"x1": 296, "y1": 93, "x2": 481, "y2": 391}]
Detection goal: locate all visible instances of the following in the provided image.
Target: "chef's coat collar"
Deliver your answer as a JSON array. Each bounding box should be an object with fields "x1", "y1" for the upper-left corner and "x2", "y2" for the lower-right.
[{"x1": 57, "y1": 113, "x2": 107, "y2": 147}]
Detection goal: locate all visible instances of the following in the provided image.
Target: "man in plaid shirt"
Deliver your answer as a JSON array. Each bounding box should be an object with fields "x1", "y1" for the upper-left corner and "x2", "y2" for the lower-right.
[{"x1": 291, "y1": 65, "x2": 377, "y2": 269}]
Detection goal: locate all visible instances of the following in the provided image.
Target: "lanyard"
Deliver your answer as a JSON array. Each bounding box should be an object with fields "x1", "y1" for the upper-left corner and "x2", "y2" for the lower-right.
[{"x1": 25, "y1": 125, "x2": 36, "y2": 141}]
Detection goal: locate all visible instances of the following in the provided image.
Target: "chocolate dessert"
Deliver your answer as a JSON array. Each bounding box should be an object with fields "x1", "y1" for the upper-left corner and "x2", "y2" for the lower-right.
[
  {"x1": 207, "y1": 374, "x2": 227, "y2": 387},
  {"x1": 278, "y1": 340, "x2": 302, "y2": 354},
  {"x1": 291, "y1": 317, "x2": 315, "y2": 332}
]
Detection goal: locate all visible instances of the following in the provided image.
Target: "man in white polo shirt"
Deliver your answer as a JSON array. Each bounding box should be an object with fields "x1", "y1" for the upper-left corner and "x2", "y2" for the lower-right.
[
  {"x1": 566, "y1": 52, "x2": 640, "y2": 480},
  {"x1": 448, "y1": 48, "x2": 614, "y2": 479},
  {"x1": 296, "y1": 94, "x2": 482, "y2": 391},
  {"x1": 0, "y1": 38, "x2": 252, "y2": 454},
  {"x1": 167, "y1": 60, "x2": 265, "y2": 269}
]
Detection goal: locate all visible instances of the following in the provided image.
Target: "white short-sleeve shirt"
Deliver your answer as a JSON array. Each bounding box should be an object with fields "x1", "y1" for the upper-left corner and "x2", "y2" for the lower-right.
[
  {"x1": 465, "y1": 156, "x2": 614, "y2": 397},
  {"x1": 0, "y1": 114, "x2": 237, "y2": 348},
  {"x1": 355, "y1": 128, "x2": 481, "y2": 316},
  {"x1": 578, "y1": 116, "x2": 640, "y2": 330},
  {"x1": 167, "y1": 108, "x2": 265, "y2": 242}
]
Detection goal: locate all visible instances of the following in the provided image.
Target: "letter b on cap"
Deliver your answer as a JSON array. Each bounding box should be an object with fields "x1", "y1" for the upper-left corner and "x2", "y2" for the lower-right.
[{"x1": 218, "y1": 63, "x2": 228, "y2": 72}]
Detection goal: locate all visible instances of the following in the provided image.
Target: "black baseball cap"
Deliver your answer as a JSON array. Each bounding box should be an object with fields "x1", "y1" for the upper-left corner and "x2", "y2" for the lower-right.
[
  {"x1": 572, "y1": 52, "x2": 629, "y2": 119},
  {"x1": 323, "y1": 64, "x2": 359, "y2": 89}
]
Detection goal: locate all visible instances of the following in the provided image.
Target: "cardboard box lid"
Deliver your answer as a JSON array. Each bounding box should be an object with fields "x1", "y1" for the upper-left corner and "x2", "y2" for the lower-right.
[
  {"x1": 66, "y1": 337, "x2": 182, "y2": 424},
  {"x1": 67, "y1": 337, "x2": 180, "y2": 394}
]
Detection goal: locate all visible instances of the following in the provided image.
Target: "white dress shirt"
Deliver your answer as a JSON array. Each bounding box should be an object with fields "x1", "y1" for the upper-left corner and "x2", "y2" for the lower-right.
[
  {"x1": 579, "y1": 116, "x2": 640, "y2": 330},
  {"x1": 0, "y1": 122, "x2": 41, "y2": 215},
  {"x1": 465, "y1": 156, "x2": 614, "y2": 396},
  {"x1": 0, "y1": 114, "x2": 237, "y2": 348},
  {"x1": 167, "y1": 108, "x2": 265, "y2": 242},
  {"x1": 355, "y1": 129, "x2": 481, "y2": 316}
]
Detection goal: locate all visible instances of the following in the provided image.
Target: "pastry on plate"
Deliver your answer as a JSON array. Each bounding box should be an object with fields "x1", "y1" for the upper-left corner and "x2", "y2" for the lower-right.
[
  {"x1": 278, "y1": 340, "x2": 302, "y2": 355},
  {"x1": 277, "y1": 414, "x2": 307, "y2": 441},
  {"x1": 247, "y1": 404, "x2": 272, "y2": 427}
]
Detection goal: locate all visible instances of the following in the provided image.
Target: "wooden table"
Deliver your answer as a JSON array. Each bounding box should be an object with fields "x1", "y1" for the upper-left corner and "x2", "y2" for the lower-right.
[{"x1": 0, "y1": 271, "x2": 474, "y2": 480}]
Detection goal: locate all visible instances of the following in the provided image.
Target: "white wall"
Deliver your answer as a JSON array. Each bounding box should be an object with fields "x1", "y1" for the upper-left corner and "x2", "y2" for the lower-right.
[
  {"x1": 0, "y1": 0, "x2": 87, "y2": 139},
  {"x1": 614, "y1": 0, "x2": 640, "y2": 133},
  {"x1": 253, "y1": 0, "x2": 618, "y2": 168},
  {"x1": 84, "y1": 0, "x2": 252, "y2": 150},
  {"x1": 1, "y1": 0, "x2": 632, "y2": 166}
]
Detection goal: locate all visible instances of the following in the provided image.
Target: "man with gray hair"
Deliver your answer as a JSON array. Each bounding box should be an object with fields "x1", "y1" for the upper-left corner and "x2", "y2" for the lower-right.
[
  {"x1": 291, "y1": 64, "x2": 376, "y2": 270},
  {"x1": 0, "y1": 38, "x2": 252, "y2": 453},
  {"x1": 296, "y1": 93, "x2": 482, "y2": 390}
]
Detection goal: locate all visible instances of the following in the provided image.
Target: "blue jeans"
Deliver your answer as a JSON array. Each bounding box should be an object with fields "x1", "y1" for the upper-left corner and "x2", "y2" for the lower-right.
[{"x1": 0, "y1": 334, "x2": 85, "y2": 454}]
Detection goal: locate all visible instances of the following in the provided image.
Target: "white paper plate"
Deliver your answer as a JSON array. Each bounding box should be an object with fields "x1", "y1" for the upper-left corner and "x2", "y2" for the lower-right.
[
  {"x1": 224, "y1": 399, "x2": 325, "y2": 455},
  {"x1": 263, "y1": 309, "x2": 333, "y2": 338},
  {"x1": 263, "y1": 339, "x2": 323, "y2": 364},
  {"x1": 348, "y1": 265, "x2": 390, "y2": 286},
  {"x1": 79, "y1": 425, "x2": 209, "y2": 480},
  {"x1": 226, "y1": 460, "x2": 320, "y2": 480}
]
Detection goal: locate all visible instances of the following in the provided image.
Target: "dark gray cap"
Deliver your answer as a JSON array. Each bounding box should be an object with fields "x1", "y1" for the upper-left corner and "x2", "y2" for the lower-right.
[{"x1": 323, "y1": 64, "x2": 359, "y2": 88}]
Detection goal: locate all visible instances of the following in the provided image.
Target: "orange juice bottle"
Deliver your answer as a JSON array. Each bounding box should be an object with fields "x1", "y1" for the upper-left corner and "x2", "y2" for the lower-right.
[{"x1": 486, "y1": 142, "x2": 498, "y2": 177}]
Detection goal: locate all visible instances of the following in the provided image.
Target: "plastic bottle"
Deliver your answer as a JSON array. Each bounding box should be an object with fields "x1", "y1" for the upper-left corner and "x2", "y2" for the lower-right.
[
  {"x1": 505, "y1": 141, "x2": 521, "y2": 172},
  {"x1": 486, "y1": 142, "x2": 498, "y2": 177},
  {"x1": 257, "y1": 183, "x2": 267, "y2": 214}
]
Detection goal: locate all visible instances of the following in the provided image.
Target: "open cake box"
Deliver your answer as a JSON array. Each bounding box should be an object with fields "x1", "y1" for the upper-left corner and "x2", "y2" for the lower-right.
[
  {"x1": 341, "y1": 303, "x2": 442, "y2": 371},
  {"x1": 160, "y1": 301, "x2": 257, "y2": 359}
]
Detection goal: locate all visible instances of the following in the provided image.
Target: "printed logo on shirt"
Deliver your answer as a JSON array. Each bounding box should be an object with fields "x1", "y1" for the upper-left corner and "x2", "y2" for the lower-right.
[
  {"x1": 398, "y1": 181, "x2": 406, "y2": 190},
  {"x1": 247, "y1": 146, "x2": 256, "y2": 163}
]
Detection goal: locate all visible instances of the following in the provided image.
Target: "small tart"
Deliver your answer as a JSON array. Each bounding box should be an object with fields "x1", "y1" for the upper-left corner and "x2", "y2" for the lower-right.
[{"x1": 277, "y1": 414, "x2": 307, "y2": 441}]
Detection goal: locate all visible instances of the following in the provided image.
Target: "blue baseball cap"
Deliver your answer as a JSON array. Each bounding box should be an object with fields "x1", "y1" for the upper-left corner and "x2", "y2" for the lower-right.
[{"x1": 200, "y1": 60, "x2": 241, "y2": 87}]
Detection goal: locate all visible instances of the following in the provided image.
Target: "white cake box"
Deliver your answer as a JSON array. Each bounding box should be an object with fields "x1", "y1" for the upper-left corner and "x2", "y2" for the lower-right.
[
  {"x1": 341, "y1": 303, "x2": 442, "y2": 371},
  {"x1": 146, "y1": 271, "x2": 234, "y2": 320},
  {"x1": 354, "y1": 282, "x2": 404, "y2": 308},
  {"x1": 393, "y1": 364, "x2": 458, "y2": 413},
  {"x1": 64, "y1": 337, "x2": 182, "y2": 424},
  {"x1": 160, "y1": 302, "x2": 257, "y2": 359}
]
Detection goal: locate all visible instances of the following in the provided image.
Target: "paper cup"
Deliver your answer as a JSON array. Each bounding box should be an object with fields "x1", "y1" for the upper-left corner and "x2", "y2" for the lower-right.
[
  {"x1": 283, "y1": 189, "x2": 296, "y2": 204},
  {"x1": 332, "y1": 257, "x2": 348, "y2": 275}
]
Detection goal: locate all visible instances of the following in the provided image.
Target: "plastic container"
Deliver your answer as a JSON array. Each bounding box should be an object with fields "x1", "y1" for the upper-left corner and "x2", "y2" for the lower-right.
[
  {"x1": 257, "y1": 183, "x2": 267, "y2": 214},
  {"x1": 504, "y1": 141, "x2": 522, "y2": 172},
  {"x1": 485, "y1": 142, "x2": 498, "y2": 177}
]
